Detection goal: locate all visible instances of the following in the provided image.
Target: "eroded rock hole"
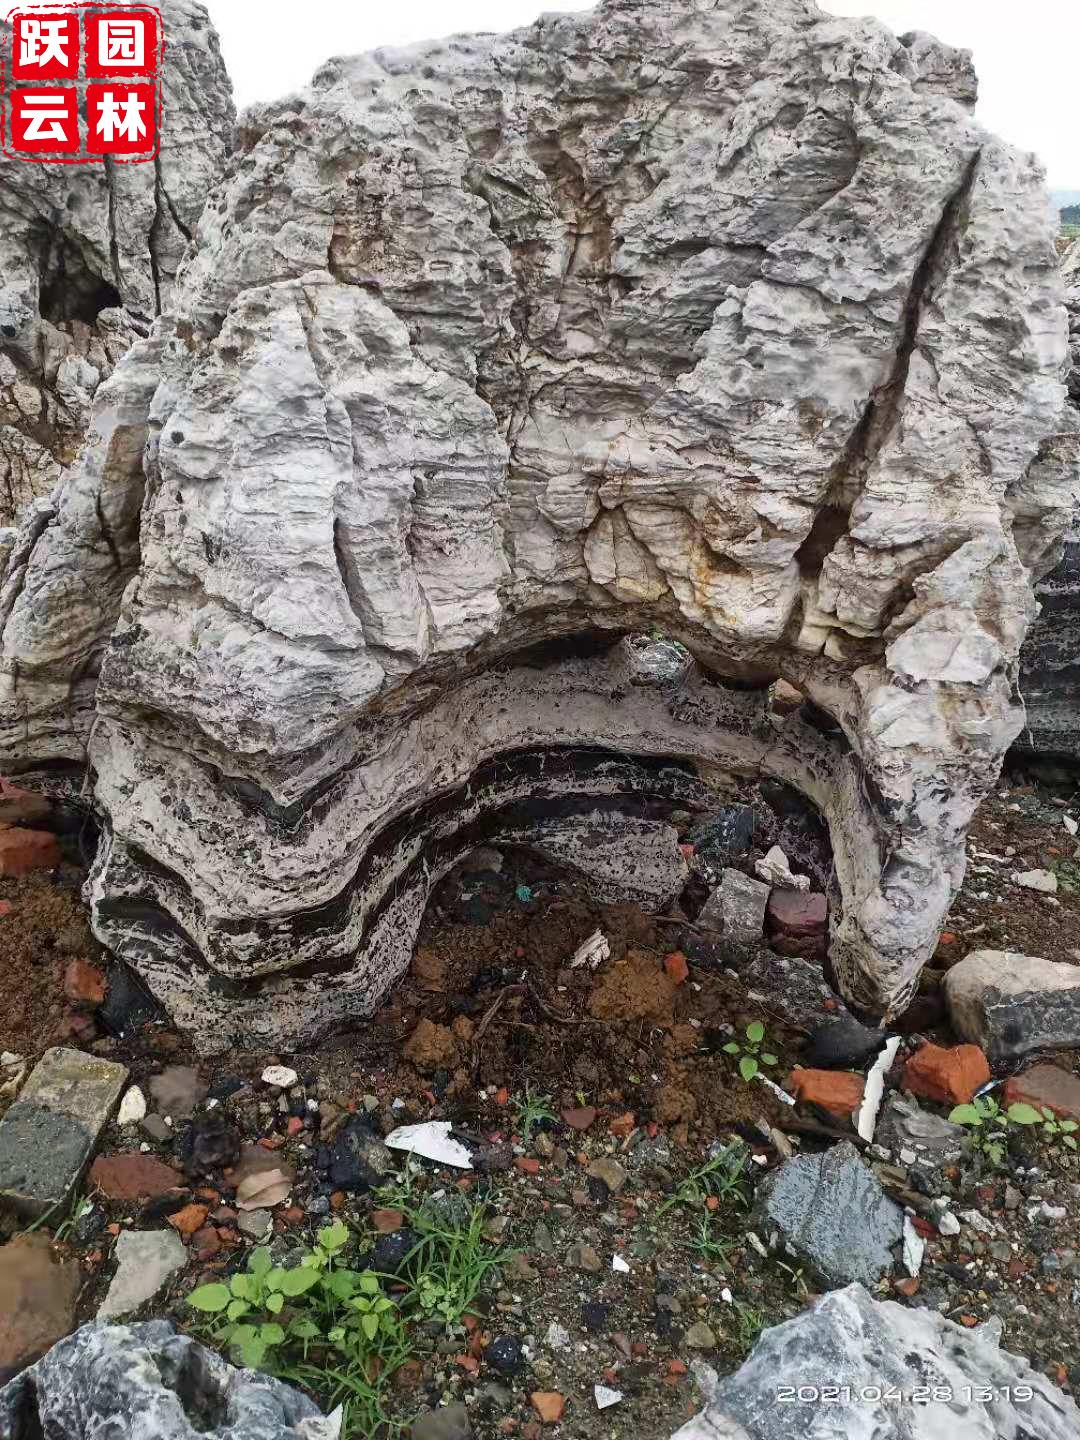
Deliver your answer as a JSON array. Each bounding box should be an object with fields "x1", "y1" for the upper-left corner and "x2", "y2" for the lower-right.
[{"x1": 36, "y1": 230, "x2": 121, "y2": 327}]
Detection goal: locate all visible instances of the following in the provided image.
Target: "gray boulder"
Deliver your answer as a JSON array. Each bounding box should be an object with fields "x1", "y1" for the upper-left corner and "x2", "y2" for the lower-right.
[
  {"x1": 944, "y1": 949, "x2": 1080, "y2": 1061},
  {"x1": 754, "y1": 1141, "x2": 902, "y2": 1289},
  {"x1": 0, "y1": 1320, "x2": 339, "y2": 1440},
  {"x1": 673, "y1": 1283, "x2": 1080, "y2": 1439}
]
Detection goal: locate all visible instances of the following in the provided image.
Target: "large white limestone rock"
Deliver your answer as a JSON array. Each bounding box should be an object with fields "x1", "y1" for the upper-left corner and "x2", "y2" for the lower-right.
[
  {"x1": 0, "y1": 0, "x2": 234, "y2": 525},
  {"x1": 0, "y1": 0, "x2": 1077, "y2": 1050}
]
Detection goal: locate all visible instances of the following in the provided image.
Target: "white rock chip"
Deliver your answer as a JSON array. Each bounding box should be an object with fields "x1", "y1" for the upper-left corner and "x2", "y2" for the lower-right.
[
  {"x1": 754, "y1": 847, "x2": 810, "y2": 893},
  {"x1": 97, "y1": 1230, "x2": 187, "y2": 1319},
  {"x1": 116, "y1": 1086, "x2": 147, "y2": 1126},
  {"x1": 261, "y1": 1066, "x2": 299, "y2": 1089}
]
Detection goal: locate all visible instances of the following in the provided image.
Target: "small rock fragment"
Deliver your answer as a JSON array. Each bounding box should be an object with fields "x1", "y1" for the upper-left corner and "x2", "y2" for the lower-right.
[
  {"x1": 594, "y1": 1384, "x2": 623, "y2": 1409},
  {"x1": 261, "y1": 1065, "x2": 299, "y2": 1089},
  {"x1": 902, "y1": 1042, "x2": 990, "y2": 1106},
  {"x1": 684, "y1": 1321, "x2": 717, "y2": 1350},
  {"x1": 530, "y1": 1392, "x2": 566, "y2": 1425},
  {"x1": 97, "y1": 1230, "x2": 187, "y2": 1319},
  {"x1": 116, "y1": 1087, "x2": 147, "y2": 1127},
  {"x1": 148, "y1": 1066, "x2": 206, "y2": 1121},
  {"x1": 788, "y1": 1068, "x2": 864, "y2": 1123}
]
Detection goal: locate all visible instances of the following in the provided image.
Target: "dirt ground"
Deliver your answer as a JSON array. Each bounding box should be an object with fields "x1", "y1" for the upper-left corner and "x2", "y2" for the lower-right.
[{"x1": 3, "y1": 766, "x2": 1080, "y2": 1436}]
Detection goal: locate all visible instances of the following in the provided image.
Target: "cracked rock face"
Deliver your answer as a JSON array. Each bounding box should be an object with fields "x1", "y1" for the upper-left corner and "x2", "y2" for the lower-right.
[
  {"x1": 0, "y1": 1320, "x2": 339, "y2": 1439},
  {"x1": 0, "y1": 0, "x2": 1077, "y2": 1050},
  {"x1": 0, "y1": 0, "x2": 234, "y2": 527},
  {"x1": 1017, "y1": 237, "x2": 1080, "y2": 762}
]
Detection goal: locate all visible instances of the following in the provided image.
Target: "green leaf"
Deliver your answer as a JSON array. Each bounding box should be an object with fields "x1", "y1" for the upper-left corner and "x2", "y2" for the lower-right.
[
  {"x1": 985, "y1": 1142, "x2": 1005, "y2": 1165},
  {"x1": 227, "y1": 1299, "x2": 250, "y2": 1322},
  {"x1": 187, "y1": 1283, "x2": 231, "y2": 1313},
  {"x1": 746, "y1": 1021, "x2": 765, "y2": 1044},
  {"x1": 739, "y1": 1056, "x2": 759, "y2": 1082},
  {"x1": 265, "y1": 1268, "x2": 288, "y2": 1292},
  {"x1": 722, "y1": 1042, "x2": 740, "y2": 1055},
  {"x1": 1042, "y1": 1108, "x2": 1056, "y2": 1121},
  {"x1": 1060, "y1": 1120, "x2": 1078, "y2": 1132},
  {"x1": 1006, "y1": 1102, "x2": 1042, "y2": 1125},
  {"x1": 361, "y1": 1311, "x2": 380, "y2": 1340},
  {"x1": 326, "y1": 1270, "x2": 359, "y2": 1301},
  {"x1": 230, "y1": 1324, "x2": 257, "y2": 1347},
  {"x1": 265, "y1": 1292, "x2": 284, "y2": 1314},
  {"x1": 238, "y1": 1337, "x2": 267, "y2": 1371},
  {"x1": 948, "y1": 1104, "x2": 982, "y2": 1126},
  {"x1": 1064, "y1": 1135, "x2": 1078, "y2": 1150},
  {"x1": 327, "y1": 1326, "x2": 346, "y2": 1344},
  {"x1": 761, "y1": 1053, "x2": 778, "y2": 1066},
  {"x1": 249, "y1": 1247, "x2": 272, "y2": 1281},
  {"x1": 279, "y1": 1267, "x2": 322, "y2": 1297},
  {"x1": 319, "y1": 1221, "x2": 349, "y2": 1252},
  {"x1": 289, "y1": 1318, "x2": 322, "y2": 1341},
  {"x1": 258, "y1": 1323, "x2": 285, "y2": 1346},
  {"x1": 357, "y1": 1271, "x2": 380, "y2": 1295},
  {"x1": 230, "y1": 1273, "x2": 253, "y2": 1300}
]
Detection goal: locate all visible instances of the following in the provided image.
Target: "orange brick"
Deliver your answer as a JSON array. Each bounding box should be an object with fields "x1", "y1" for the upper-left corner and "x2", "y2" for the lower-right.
[{"x1": 0, "y1": 827, "x2": 60, "y2": 876}]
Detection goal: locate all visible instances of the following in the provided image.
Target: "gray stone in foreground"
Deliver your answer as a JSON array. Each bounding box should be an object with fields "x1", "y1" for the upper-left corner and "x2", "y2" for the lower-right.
[
  {"x1": 743, "y1": 951, "x2": 851, "y2": 1028},
  {"x1": 97, "y1": 1230, "x2": 187, "y2": 1320},
  {"x1": 672, "y1": 1282, "x2": 1080, "y2": 1439},
  {"x1": 0, "y1": 1320, "x2": 340, "y2": 1440},
  {"x1": 944, "y1": 949, "x2": 1080, "y2": 1061},
  {"x1": 876, "y1": 1095, "x2": 965, "y2": 1159},
  {"x1": 0, "y1": 1047, "x2": 127, "y2": 1221},
  {"x1": 753, "y1": 1142, "x2": 902, "y2": 1289},
  {"x1": 699, "y1": 869, "x2": 770, "y2": 945}
]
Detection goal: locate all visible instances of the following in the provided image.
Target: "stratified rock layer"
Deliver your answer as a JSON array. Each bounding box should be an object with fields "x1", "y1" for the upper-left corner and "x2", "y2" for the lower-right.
[
  {"x1": 1017, "y1": 238, "x2": 1080, "y2": 761},
  {"x1": 0, "y1": 0, "x2": 1077, "y2": 1049},
  {"x1": 0, "y1": 0, "x2": 234, "y2": 526},
  {"x1": 0, "y1": 1320, "x2": 339, "y2": 1439},
  {"x1": 672, "y1": 1283, "x2": 1080, "y2": 1440}
]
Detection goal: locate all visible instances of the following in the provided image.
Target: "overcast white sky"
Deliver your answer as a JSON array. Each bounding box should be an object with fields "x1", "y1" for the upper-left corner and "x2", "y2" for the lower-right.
[{"x1": 3, "y1": 0, "x2": 1077, "y2": 187}]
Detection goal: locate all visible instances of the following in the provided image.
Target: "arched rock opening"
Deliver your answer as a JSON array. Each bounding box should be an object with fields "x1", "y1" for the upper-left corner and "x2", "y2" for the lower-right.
[{"x1": 0, "y1": 0, "x2": 1076, "y2": 1052}]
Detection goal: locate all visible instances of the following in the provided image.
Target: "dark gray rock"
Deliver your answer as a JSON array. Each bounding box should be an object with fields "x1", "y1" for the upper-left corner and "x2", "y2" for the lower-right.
[
  {"x1": 753, "y1": 1142, "x2": 902, "y2": 1289},
  {"x1": 687, "y1": 806, "x2": 756, "y2": 869},
  {"x1": 876, "y1": 1095, "x2": 965, "y2": 1159},
  {"x1": 322, "y1": 1118, "x2": 393, "y2": 1192},
  {"x1": 803, "y1": 1016, "x2": 891, "y2": 1070},
  {"x1": 0, "y1": 1320, "x2": 339, "y2": 1439},
  {"x1": 0, "y1": 1047, "x2": 127, "y2": 1221},
  {"x1": 743, "y1": 951, "x2": 851, "y2": 1028},
  {"x1": 699, "y1": 868, "x2": 770, "y2": 944},
  {"x1": 944, "y1": 950, "x2": 1080, "y2": 1061},
  {"x1": 672, "y1": 1282, "x2": 1080, "y2": 1439},
  {"x1": 410, "y1": 1403, "x2": 472, "y2": 1440}
]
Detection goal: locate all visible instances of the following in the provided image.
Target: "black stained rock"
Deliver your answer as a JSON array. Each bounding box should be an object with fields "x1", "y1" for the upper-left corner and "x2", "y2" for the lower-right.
[
  {"x1": 803, "y1": 1016, "x2": 891, "y2": 1071},
  {"x1": 322, "y1": 1117, "x2": 394, "y2": 1192},
  {"x1": 581, "y1": 1301, "x2": 610, "y2": 1334},
  {"x1": 483, "y1": 1335, "x2": 524, "y2": 1376},
  {"x1": 179, "y1": 1110, "x2": 241, "y2": 1178},
  {"x1": 371, "y1": 1228, "x2": 422, "y2": 1275}
]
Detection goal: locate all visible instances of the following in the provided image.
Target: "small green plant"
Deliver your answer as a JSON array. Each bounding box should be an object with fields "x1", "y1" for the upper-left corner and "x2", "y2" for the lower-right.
[
  {"x1": 682, "y1": 1219, "x2": 736, "y2": 1265},
  {"x1": 1006, "y1": 1102, "x2": 1079, "y2": 1151},
  {"x1": 186, "y1": 1223, "x2": 403, "y2": 1372},
  {"x1": 775, "y1": 1258, "x2": 810, "y2": 1297},
  {"x1": 729, "y1": 1300, "x2": 766, "y2": 1355},
  {"x1": 512, "y1": 1084, "x2": 556, "y2": 1146},
  {"x1": 398, "y1": 1197, "x2": 512, "y2": 1325},
  {"x1": 1051, "y1": 859, "x2": 1080, "y2": 896},
  {"x1": 656, "y1": 1140, "x2": 750, "y2": 1218},
  {"x1": 722, "y1": 1021, "x2": 778, "y2": 1082},
  {"x1": 944, "y1": 1094, "x2": 1068, "y2": 1166}
]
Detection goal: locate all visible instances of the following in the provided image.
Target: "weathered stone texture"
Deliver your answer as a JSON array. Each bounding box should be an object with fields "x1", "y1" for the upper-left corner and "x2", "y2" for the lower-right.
[
  {"x1": 0, "y1": 0, "x2": 234, "y2": 525},
  {"x1": 0, "y1": 0, "x2": 1076, "y2": 1049},
  {"x1": 673, "y1": 1282, "x2": 1080, "y2": 1440}
]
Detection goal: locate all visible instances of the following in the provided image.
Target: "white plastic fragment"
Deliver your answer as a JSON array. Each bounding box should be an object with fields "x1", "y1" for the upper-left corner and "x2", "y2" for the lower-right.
[
  {"x1": 856, "y1": 1036, "x2": 901, "y2": 1142},
  {"x1": 1064, "y1": 816, "x2": 1078, "y2": 836},
  {"x1": 611, "y1": 1253, "x2": 631, "y2": 1273},
  {"x1": 902, "y1": 1214, "x2": 925, "y2": 1277},
  {"x1": 594, "y1": 1385, "x2": 623, "y2": 1410},
  {"x1": 117, "y1": 1085, "x2": 147, "y2": 1126},
  {"x1": 569, "y1": 930, "x2": 610, "y2": 970},
  {"x1": 754, "y1": 1073, "x2": 796, "y2": 1106},
  {"x1": 385, "y1": 1119, "x2": 474, "y2": 1170}
]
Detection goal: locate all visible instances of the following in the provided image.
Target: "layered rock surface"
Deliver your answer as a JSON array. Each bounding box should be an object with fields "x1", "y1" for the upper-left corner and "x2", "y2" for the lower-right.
[
  {"x1": 1017, "y1": 237, "x2": 1080, "y2": 761},
  {"x1": 0, "y1": 0, "x2": 234, "y2": 527},
  {"x1": 673, "y1": 1283, "x2": 1080, "y2": 1439},
  {"x1": 0, "y1": 0, "x2": 1076, "y2": 1049}
]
